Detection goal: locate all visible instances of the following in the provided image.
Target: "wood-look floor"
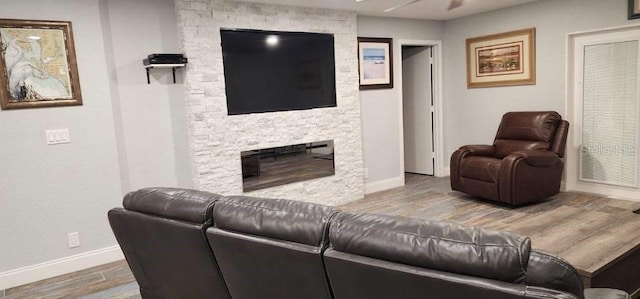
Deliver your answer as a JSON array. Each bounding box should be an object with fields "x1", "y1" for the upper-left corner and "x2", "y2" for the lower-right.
[
  {"x1": 341, "y1": 174, "x2": 640, "y2": 296},
  {"x1": 1, "y1": 260, "x2": 137, "y2": 299},
  {"x1": 5, "y1": 174, "x2": 640, "y2": 298}
]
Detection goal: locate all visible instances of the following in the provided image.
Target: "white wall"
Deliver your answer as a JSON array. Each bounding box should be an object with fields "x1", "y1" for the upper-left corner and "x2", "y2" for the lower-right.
[
  {"x1": 357, "y1": 16, "x2": 443, "y2": 190},
  {"x1": 443, "y1": 0, "x2": 640, "y2": 166},
  {"x1": 0, "y1": 0, "x2": 188, "y2": 289},
  {"x1": 0, "y1": 0, "x2": 123, "y2": 277},
  {"x1": 105, "y1": 0, "x2": 193, "y2": 190}
]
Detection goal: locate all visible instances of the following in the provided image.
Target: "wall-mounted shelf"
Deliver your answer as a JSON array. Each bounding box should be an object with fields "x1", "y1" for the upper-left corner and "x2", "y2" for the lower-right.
[{"x1": 145, "y1": 64, "x2": 186, "y2": 84}]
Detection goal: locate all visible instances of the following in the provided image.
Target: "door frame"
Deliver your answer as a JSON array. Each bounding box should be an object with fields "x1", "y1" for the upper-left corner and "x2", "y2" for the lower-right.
[
  {"x1": 565, "y1": 24, "x2": 640, "y2": 200},
  {"x1": 397, "y1": 39, "x2": 444, "y2": 177}
]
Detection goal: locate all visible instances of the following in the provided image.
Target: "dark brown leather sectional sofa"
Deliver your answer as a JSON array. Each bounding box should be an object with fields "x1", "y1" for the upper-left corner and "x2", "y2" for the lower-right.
[{"x1": 108, "y1": 188, "x2": 627, "y2": 299}]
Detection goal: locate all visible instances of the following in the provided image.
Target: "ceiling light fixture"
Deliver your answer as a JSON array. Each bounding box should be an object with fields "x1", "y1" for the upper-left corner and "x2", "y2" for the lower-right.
[{"x1": 383, "y1": 0, "x2": 422, "y2": 12}]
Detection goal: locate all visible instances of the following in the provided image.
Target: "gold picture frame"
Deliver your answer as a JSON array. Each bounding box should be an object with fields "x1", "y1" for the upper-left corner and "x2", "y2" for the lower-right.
[
  {"x1": 0, "y1": 19, "x2": 82, "y2": 110},
  {"x1": 466, "y1": 28, "x2": 535, "y2": 88}
]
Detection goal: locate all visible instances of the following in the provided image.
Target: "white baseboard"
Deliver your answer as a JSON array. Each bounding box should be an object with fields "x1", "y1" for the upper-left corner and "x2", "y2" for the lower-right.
[
  {"x1": 437, "y1": 167, "x2": 450, "y2": 177},
  {"x1": 0, "y1": 245, "x2": 124, "y2": 290},
  {"x1": 364, "y1": 176, "x2": 405, "y2": 194}
]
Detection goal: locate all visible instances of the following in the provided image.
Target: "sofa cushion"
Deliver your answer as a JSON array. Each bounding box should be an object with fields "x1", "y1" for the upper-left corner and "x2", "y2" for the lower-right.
[
  {"x1": 329, "y1": 212, "x2": 531, "y2": 283},
  {"x1": 460, "y1": 156, "x2": 502, "y2": 183},
  {"x1": 123, "y1": 187, "x2": 221, "y2": 224},
  {"x1": 213, "y1": 195, "x2": 339, "y2": 247}
]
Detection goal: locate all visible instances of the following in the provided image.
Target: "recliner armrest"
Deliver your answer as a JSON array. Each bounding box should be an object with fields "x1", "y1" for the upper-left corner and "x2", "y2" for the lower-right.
[
  {"x1": 508, "y1": 150, "x2": 560, "y2": 167},
  {"x1": 458, "y1": 144, "x2": 495, "y2": 156}
]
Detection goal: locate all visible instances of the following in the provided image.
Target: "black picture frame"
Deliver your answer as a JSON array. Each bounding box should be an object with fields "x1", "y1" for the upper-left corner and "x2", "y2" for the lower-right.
[
  {"x1": 629, "y1": 0, "x2": 640, "y2": 19},
  {"x1": 357, "y1": 37, "x2": 393, "y2": 90}
]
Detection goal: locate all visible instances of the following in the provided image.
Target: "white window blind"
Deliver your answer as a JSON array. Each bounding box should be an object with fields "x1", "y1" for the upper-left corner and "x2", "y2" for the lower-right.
[{"x1": 581, "y1": 41, "x2": 638, "y2": 187}]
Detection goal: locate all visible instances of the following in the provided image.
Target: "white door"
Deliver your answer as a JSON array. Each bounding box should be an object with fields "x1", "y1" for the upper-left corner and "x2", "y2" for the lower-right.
[
  {"x1": 567, "y1": 28, "x2": 640, "y2": 198},
  {"x1": 402, "y1": 46, "x2": 434, "y2": 175}
]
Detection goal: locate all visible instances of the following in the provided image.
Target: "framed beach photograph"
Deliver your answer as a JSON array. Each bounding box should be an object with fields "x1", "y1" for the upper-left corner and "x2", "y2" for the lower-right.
[
  {"x1": 0, "y1": 19, "x2": 82, "y2": 110},
  {"x1": 629, "y1": 0, "x2": 640, "y2": 19},
  {"x1": 358, "y1": 37, "x2": 393, "y2": 90},
  {"x1": 466, "y1": 28, "x2": 535, "y2": 88}
]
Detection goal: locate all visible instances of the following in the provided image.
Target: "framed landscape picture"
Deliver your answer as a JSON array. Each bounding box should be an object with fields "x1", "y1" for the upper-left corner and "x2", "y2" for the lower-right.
[
  {"x1": 466, "y1": 28, "x2": 535, "y2": 88},
  {"x1": 0, "y1": 19, "x2": 82, "y2": 110},
  {"x1": 358, "y1": 37, "x2": 393, "y2": 90},
  {"x1": 630, "y1": 0, "x2": 640, "y2": 19}
]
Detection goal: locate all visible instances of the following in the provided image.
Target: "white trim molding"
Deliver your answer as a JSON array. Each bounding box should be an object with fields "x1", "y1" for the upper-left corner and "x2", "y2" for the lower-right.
[
  {"x1": 364, "y1": 176, "x2": 405, "y2": 194},
  {"x1": 396, "y1": 39, "x2": 445, "y2": 178},
  {"x1": 439, "y1": 167, "x2": 450, "y2": 178},
  {"x1": 0, "y1": 246, "x2": 124, "y2": 290}
]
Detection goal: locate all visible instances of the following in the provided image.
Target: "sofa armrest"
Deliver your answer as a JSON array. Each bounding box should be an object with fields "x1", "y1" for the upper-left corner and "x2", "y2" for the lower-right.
[
  {"x1": 508, "y1": 150, "x2": 560, "y2": 167},
  {"x1": 450, "y1": 145, "x2": 495, "y2": 190},
  {"x1": 458, "y1": 144, "x2": 496, "y2": 157}
]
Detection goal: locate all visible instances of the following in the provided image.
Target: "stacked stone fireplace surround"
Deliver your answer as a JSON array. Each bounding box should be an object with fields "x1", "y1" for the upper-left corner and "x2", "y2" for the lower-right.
[{"x1": 174, "y1": 0, "x2": 365, "y2": 205}]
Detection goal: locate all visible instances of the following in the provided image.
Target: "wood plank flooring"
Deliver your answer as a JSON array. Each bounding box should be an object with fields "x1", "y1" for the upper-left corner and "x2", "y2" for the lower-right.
[
  {"x1": 1, "y1": 260, "x2": 137, "y2": 299},
  {"x1": 341, "y1": 174, "x2": 640, "y2": 296},
  {"x1": 5, "y1": 174, "x2": 640, "y2": 298}
]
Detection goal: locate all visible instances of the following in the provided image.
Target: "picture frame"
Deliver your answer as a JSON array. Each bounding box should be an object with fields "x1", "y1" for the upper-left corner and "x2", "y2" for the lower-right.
[
  {"x1": 0, "y1": 19, "x2": 82, "y2": 110},
  {"x1": 358, "y1": 37, "x2": 393, "y2": 90},
  {"x1": 466, "y1": 28, "x2": 535, "y2": 88},
  {"x1": 629, "y1": 0, "x2": 640, "y2": 19}
]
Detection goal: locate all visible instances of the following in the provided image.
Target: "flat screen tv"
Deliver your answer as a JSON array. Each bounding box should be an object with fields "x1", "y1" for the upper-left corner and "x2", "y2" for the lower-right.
[{"x1": 220, "y1": 28, "x2": 337, "y2": 115}]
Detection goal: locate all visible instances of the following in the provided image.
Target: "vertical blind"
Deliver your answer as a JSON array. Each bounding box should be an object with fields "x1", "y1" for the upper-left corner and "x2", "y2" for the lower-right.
[{"x1": 581, "y1": 41, "x2": 638, "y2": 187}]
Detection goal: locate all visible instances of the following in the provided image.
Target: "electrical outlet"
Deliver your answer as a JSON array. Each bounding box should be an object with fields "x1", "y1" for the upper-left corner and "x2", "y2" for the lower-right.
[
  {"x1": 68, "y1": 232, "x2": 80, "y2": 248},
  {"x1": 46, "y1": 129, "x2": 70, "y2": 145}
]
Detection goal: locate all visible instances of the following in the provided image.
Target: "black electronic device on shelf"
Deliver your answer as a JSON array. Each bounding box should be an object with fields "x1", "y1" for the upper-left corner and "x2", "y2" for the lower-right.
[
  {"x1": 143, "y1": 53, "x2": 188, "y2": 65},
  {"x1": 143, "y1": 53, "x2": 188, "y2": 84}
]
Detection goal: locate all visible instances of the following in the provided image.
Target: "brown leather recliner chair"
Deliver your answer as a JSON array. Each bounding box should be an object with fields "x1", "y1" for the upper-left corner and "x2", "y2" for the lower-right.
[{"x1": 450, "y1": 111, "x2": 569, "y2": 205}]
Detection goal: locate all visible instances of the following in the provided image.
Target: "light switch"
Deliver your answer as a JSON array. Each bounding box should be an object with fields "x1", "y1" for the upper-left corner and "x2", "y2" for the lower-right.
[{"x1": 45, "y1": 129, "x2": 70, "y2": 145}]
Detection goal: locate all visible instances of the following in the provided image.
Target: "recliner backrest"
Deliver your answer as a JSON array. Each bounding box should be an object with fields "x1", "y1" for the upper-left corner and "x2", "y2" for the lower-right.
[
  {"x1": 324, "y1": 212, "x2": 584, "y2": 299},
  {"x1": 108, "y1": 188, "x2": 230, "y2": 299},
  {"x1": 493, "y1": 111, "x2": 563, "y2": 158},
  {"x1": 207, "y1": 195, "x2": 339, "y2": 299}
]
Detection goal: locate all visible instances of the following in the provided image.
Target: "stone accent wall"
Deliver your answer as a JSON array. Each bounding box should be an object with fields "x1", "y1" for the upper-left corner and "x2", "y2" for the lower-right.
[{"x1": 174, "y1": 0, "x2": 364, "y2": 205}]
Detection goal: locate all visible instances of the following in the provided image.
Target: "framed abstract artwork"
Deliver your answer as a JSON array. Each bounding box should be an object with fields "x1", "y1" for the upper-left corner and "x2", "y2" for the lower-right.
[
  {"x1": 466, "y1": 28, "x2": 536, "y2": 88},
  {"x1": 358, "y1": 37, "x2": 393, "y2": 90},
  {"x1": 0, "y1": 19, "x2": 82, "y2": 110}
]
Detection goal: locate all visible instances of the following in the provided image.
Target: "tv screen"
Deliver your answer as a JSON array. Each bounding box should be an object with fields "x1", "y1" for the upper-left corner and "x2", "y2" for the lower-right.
[{"x1": 220, "y1": 29, "x2": 337, "y2": 115}]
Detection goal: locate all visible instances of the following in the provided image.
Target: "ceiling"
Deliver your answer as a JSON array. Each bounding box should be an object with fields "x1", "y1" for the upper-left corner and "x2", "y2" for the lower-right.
[{"x1": 237, "y1": 0, "x2": 539, "y2": 20}]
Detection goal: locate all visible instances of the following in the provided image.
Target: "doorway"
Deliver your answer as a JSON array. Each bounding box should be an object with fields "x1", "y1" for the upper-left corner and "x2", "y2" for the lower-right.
[
  {"x1": 566, "y1": 26, "x2": 640, "y2": 199},
  {"x1": 402, "y1": 45, "x2": 434, "y2": 176}
]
